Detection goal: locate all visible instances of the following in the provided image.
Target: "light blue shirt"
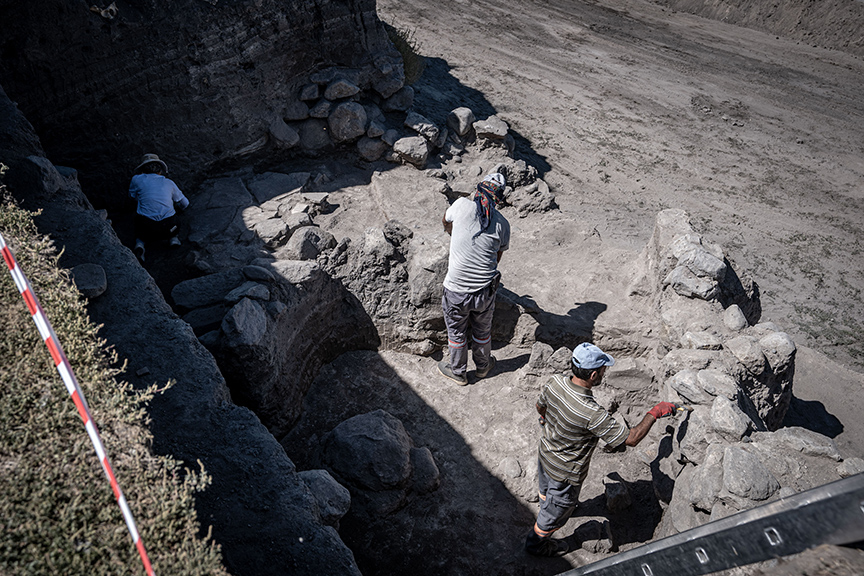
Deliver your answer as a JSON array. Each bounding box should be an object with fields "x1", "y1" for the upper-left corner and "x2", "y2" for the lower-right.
[
  {"x1": 129, "y1": 173, "x2": 189, "y2": 221},
  {"x1": 443, "y1": 196, "x2": 510, "y2": 293}
]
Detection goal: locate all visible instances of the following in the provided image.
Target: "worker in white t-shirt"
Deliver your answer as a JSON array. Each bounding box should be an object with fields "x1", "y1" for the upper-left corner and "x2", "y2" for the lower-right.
[{"x1": 438, "y1": 173, "x2": 511, "y2": 385}]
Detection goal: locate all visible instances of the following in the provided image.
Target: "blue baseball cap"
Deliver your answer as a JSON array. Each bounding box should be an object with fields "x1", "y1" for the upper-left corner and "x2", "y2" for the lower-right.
[{"x1": 572, "y1": 342, "x2": 615, "y2": 370}]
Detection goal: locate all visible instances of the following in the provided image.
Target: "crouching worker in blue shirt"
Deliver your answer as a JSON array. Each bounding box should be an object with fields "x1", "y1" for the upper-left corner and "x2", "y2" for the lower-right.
[{"x1": 129, "y1": 153, "x2": 189, "y2": 262}]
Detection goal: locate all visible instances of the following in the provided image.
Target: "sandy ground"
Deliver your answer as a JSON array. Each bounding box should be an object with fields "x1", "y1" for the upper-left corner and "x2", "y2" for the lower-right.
[{"x1": 374, "y1": 0, "x2": 864, "y2": 450}]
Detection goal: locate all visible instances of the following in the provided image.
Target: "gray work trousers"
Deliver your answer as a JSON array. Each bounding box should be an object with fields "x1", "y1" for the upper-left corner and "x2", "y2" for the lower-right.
[{"x1": 442, "y1": 284, "x2": 496, "y2": 377}]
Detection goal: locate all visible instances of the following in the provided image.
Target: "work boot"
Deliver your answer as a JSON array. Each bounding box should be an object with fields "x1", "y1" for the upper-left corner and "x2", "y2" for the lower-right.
[
  {"x1": 437, "y1": 360, "x2": 468, "y2": 386},
  {"x1": 475, "y1": 356, "x2": 496, "y2": 379},
  {"x1": 134, "y1": 239, "x2": 146, "y2": 262},
  {"x1": 525, "y1": 532, "x2": 569, "y2": 557}
]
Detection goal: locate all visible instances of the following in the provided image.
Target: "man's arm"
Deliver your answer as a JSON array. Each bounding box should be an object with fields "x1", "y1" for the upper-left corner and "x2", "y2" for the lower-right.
[
  {"x1": 442, "y1": 214, "x2": 452, "y2": 235},
  {"x1": 497, "y1": 249, "x2": 504, "y2": 263},
  {"x1": 605, "y1": 402, "x2": 677, "y2": 451},
  {"x1": 535, "y1": 402, "x2": 547, "y2": 419},
  {"x1": 624, "y1": 414, "x2": 656, "y2": 447}
]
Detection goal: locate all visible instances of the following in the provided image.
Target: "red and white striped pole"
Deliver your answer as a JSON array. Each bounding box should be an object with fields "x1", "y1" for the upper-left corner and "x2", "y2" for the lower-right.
[{"x1": 0, "y1": 231, "x2": 156, "y2": 576}]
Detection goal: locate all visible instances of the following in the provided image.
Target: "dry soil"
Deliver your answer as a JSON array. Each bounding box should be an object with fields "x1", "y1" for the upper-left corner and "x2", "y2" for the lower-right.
[{"x1": 375, "y1": 0, "x2": 864, "y2": 453}]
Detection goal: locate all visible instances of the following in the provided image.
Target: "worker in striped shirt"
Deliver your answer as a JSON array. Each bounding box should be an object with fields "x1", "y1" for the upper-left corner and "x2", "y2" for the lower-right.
[{"x1": 525, "y1": 342, "x2": 677, "y2": 557}]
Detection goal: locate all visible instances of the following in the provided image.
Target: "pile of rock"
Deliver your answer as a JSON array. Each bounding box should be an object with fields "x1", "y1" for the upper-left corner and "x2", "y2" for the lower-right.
[
  {"x1": 268, "y1": 68, "x2": 525, "y2": 172},
  {"x1": 626, "y1": 210, "x2": 860, "y2": 538},
  {"x1": 179, "y1": 104, "x2": 556, "y2": 364},
  {"x1": 504, "y1": 208, "x2": 861, "y2": 547}
]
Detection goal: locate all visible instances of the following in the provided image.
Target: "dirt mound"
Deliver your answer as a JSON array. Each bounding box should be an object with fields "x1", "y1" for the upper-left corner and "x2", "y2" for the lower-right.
[{"x1": 662, "y1": 0, "x2": 864, "y2": 58}]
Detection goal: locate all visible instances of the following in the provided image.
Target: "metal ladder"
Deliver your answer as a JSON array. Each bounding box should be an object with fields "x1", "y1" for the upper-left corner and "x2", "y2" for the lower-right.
[{"x1": 559, "y1": 473, "x2": 864, "y2": 576}]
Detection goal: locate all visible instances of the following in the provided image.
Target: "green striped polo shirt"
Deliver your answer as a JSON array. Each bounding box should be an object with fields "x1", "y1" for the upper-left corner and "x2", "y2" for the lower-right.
[{"x1": 537, "y1": 373, "x2": 628, "y2": 485}]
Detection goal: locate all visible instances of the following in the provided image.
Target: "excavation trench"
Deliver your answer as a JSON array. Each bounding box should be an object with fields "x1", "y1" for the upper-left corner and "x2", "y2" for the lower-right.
[
  {"x1": 135, "y1": 148, "x2": 680, "y2": 575},
  {"x1": 139, "y1": 140, "x2": 803, "y2": 575}
]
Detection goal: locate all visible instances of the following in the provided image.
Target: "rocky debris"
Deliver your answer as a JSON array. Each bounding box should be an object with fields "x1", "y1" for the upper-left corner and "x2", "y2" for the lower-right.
[
  {"x1": 320, "y1": 410, "x2": 440, "y2": 516},
  {"x1": 608, "y1": 208, "x2": 855, "y2": 543},
  {"x1": 837, "y1": 457, "x2": 864, "y2": 478},
  {"x1": 629, "y1": 210, "x2": 790, "y2": 431},
  {"x1": 680, "y1": 330, "x2": 723, "y2": 350},
  {"x1": 382, "y1": 86, "x2": 415, "y2": 112},
  {"x1": 753, "y1": 427, "x2": 842, "y2": 461},
  {"x1": 357, "y1": 136, "x2": 391, "y2": 161},
  {"x1": 722, "y1": 445, "x2": 780, "y2": 501},
  {"x1": 723, "y1": 303, "x2": 748, "y2": 330},
  {"x1": 284, "y1": 100, "x2": 311, "y2": 122},
  {"x1": 298, "y1": 469, "x2": 352, "y2": 529},
  {"x1": 328, "y1": 102, "x2": 368, "y2": 143},
  {"x1": 269, "y1": 118, "x2": 301, "y2": 149},
  {"x1": 506, "y1": 178, "x2": 558, "y2": 217},
  {"x1": 629, "y1": 209, "x2": 760, "y2": 323},
  {"x1": 252, "y1": 218, "x2": 291, "y2": 248},
  {"x1": 392, "y1": 135, "x2": 430, "y2": 168},
  {"x1": 226, "y1": 281, "x2": 271, "y2": 304},
  {"x1": 69, "y1": 262, "x2": 107, "y2": 299},
  {"x1": 405, "y1": 111, "x2": 441, "y2": 143},
  {"x1": 172, "y1": 268, "x2": 247, "y2": 310},
  {"x1": 667, "y1": 369, "x2": 714, "y2": 405},
  {"x1": 325, "y1": 79, "x2": 361, "y2": 100},
  {"x1": 410, "y1": 446, "x2": 442, "y2": 494},
  {"x1": 275, "y1": 226, "x2": 336, "y2": 260},
  {"x1": 248, "y1": 171, "x2": 310, "y2": 204},
  {"x1": 573, "y1": 519, "x2": 614, "y2": 554},
  {"x1": 473, "y1": 115, "x2": 510, "y2": 142}
]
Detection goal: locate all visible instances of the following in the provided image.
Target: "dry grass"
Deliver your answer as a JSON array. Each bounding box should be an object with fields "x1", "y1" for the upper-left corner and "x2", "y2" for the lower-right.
[
  {"x1": 0, "y1": 176, "x2": 228, "y2": 575},
  {"x1": 385, "y1": 22, "x2": 426, "y2": 85}
]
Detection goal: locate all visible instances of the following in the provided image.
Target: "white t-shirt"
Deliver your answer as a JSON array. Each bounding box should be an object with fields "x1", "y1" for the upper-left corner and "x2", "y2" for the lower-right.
[
  {"x1": 129, "y1": 173, "x2": 189, "y2": 221},
  {"x1": 443, "y1": 196, "x2": 510, "y2": 293}
]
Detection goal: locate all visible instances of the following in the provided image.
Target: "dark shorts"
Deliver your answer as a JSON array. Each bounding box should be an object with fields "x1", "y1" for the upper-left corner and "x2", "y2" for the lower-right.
[
  {"x1": 135, "y1": 213, "x2": 178, "y2": 242},
  {"x1": 534, "y1": 459, "x2": 582, "y2": 534}
]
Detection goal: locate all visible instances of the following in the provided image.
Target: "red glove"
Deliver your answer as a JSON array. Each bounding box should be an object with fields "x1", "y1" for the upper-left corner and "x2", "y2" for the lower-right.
[{"x1": 648, "y1": 402, "x2": 676, "y2": 419}]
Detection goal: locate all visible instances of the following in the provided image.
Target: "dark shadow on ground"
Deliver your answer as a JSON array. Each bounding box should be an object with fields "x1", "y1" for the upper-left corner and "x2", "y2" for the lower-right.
[
  {"x1": 781, "y1": 396, "x2": 844, "y2": 438},
  {"x1": 501, "y1": 287, "x2": 608, "y2": 349},
  {"x1": 568, "y1": 477, "x2": 664, "y2": 551},
  {"x1": 283, "y1": 350, "x2": 574, "y2": 576}
]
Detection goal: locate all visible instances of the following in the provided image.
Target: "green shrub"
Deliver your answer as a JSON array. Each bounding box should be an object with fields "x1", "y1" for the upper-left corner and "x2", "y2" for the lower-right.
[
  {"x1": 385, "y1": 22, "x2": 426, "y2": 86},
  {"x1": 0, "y1": 174, "x2": 228, "y2": 575}
]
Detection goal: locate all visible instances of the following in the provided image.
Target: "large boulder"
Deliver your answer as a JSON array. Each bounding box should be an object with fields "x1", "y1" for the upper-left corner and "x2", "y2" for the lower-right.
[
  {"x1": 321, "y1": 410, "x2": 439, "y2": 516},
  {"x1": 298, "y1": 469, "x2": 352, "y2": 528},
  {"x1": 392, "y1": 136, "x2": 430, "y2": 168},
  {"x1": 328, "y1": 102, "x2": 368, "y2": 143}
]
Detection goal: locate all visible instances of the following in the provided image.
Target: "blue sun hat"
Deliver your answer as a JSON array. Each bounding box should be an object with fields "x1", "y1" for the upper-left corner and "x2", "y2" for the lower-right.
[{"x1": 571, "y1": 342, "x2": 615, "y2": 370}]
